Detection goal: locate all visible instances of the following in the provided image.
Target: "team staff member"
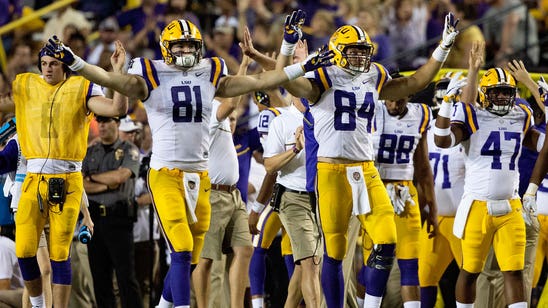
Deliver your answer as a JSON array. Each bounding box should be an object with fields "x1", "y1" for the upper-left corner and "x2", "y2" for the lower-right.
[
  {"x1": 45, "y1": 17, "x2": 332, "y2": 308},
  {"x1": 263, "y1": 101, "x2": 321, "y2": 307},
  {"x1": 0, "y1": 41, "x2": 128, "y2": 308},
  {"x1": 82, "y1": 115, "x2": 142, "y2": 308}
]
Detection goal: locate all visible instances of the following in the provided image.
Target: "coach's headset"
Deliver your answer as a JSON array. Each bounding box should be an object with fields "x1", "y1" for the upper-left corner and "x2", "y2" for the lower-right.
[{"x1": 37, "y1": 46, "x2": 70, "y2": 75}]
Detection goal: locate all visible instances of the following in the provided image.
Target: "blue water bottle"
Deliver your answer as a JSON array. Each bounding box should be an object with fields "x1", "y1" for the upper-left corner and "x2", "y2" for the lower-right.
[{"x1": 78, "y1": 225, "x2": 92, "y2": 244}]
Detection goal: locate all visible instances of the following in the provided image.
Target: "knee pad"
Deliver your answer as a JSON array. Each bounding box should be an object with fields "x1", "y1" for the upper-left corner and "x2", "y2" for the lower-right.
[
  {"x1": 398, "y1": 258, "x2": 419, "y2": 286},
  {"x1": 366, "y1": 244, "x2": 395, "y2": 271},
  {"x1": 51, "y1": 259, "x2": 72, "y2": 285},
  {"x1": 18, "y1": 256, "x2": 41, "y2": 281}
]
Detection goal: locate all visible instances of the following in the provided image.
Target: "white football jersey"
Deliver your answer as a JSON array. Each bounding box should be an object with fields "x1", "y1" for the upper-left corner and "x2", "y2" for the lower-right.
[
  {"x1": 305, "y1": 63, "x2": 391, "y2": 161},
  {"x1": 427, "y1": 128, "x2": 465, "y2": 216},
  {"x1": 451, "y1": 102, "x2": 533, "y2": 200},
  {"x1": 256, "y1": 106, "x2": 289, "y2": 146},
  {"x1": 128, "y1": 57, "x2": 227, "y2": 171},
  {"x1": 208, "y1": 99, "x2": 239, "y2": 185},
  {"x1": 374, "y1": 102, "x2": 431, "y2": 180},
  {"x1": 263, "y1": 105, "x2": 307, "y2": 191}
]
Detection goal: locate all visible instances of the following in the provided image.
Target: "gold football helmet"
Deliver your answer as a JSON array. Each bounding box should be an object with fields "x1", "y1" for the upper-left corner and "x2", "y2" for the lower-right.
[
  {"x1": 160, "y1": 19, "x2": 202, "y2": 68},
  {"x1": 478, "y1": 68, "x2": 516, "y2": 116},
  {"x1": 328, "y1": 25, "x2": 374, "y2": 73}
]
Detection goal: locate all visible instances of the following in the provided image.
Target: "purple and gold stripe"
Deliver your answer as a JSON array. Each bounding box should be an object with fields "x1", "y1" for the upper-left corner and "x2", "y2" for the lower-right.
[
  {"x1": 209, "y1": 57, "x2": 225, "y2": 88},
  {"x1": 373, "y1": 63, "x2": 389, "y2": 93},
  {"x1": 463, "y1": 103, "x2": 478, "y2": 134},
  {"x1": 313, "y1": 67, "x2": 332, "y2": 93},
  {"x1": 419, "y1": 104, "x2": 431, "y2": 134},
  {"x1": 517, "y1": 104, "x2": 532, "y2": 133},
  {"x1": 140, "y1": 58, "x2": 160, "y2": 92}
]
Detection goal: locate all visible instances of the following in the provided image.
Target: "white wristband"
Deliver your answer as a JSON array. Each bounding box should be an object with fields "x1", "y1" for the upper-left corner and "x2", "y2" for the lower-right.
[
  {"x1": 432, "y1": 44, "x2": 450, "y2": 63},
  {"x1": 280, "y1": 40, "x2": 296, "y2": 56},
  {"x1": 438, "y1": 102, "x2": 452, "y2": 118},
  {"x1": 537, "y1": 133, "x2": 545, "y2": 152},
  {"x1": 251, "y1": 201, "x2": 266, "y2": 213},
  {"x1": 526, "y1": 183, "x2": 539, "y2": 196},
  {"x1": 283, "y1": 63, "x2": 305, "y2": 81},
  {"x1": 433, "y1": 126, "x2": 451, "y2": 136},
  {"x1": 69, "y1": 56, "x2": 85, "y2": 71}
]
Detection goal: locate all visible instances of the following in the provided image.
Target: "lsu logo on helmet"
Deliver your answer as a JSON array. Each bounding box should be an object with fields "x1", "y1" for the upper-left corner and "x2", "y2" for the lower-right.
[
  {"x1": 478, "y1": 68, "x2": 516, "y2": 116},
  {"x1": 328, "y1": 25, "x2": 374, "y2": 73},
  {"x1": 160, "y1": 20, "x2": 203, "y2": 68}
]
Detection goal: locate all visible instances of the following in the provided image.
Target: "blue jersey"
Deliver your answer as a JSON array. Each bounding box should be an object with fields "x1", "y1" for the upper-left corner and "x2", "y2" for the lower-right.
[{"x1": 301, "y1": 98, "x2": 318, "y2": 193}]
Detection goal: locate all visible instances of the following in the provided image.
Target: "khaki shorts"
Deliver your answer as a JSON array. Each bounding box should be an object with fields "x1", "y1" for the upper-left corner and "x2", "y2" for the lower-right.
[
  {"x1": 201, "y1": 189, "x2": 252, "y2": 260},
  {"x1": 278, "y1": 191, "x2": 320, "y2": 262}
]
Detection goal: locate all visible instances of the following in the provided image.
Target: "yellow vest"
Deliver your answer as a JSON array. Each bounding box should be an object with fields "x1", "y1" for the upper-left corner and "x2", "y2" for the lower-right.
[{"x1": 12, "y1": 73, "x2": 93, "y2": 161}]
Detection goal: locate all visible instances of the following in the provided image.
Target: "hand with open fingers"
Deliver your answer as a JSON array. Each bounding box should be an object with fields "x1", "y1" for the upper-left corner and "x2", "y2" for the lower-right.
[
  {"x1": 538, "y1": 76, "x2": 548, "y2": 103},
  {"x1": 441, "y1": 12, "x2": 459, "y2": 48},
  {"x1": 301, "y1": 45, "x2": 334, "y2": 72},
  {"x1": 468, "y1": 41, "x2": 485, "y2": 71},
  {"x1": 284, "y1": 10, "x2": 306, "y2": 44},
  {"x1": 294, "y1": 40, "x2": 308, "y2": 64},
  {"x1": 45, "y1": 35, "x2": 84, "y2": 71},
  {"x1": 239, "y1": 27, "x2": 258, "y2": 58},
  {"x1": 507, "y1": 59, "x2": 533, "y2": 85},
  {"x1": 444, "y1": 72, "x2": 467, "y2": 102},
  {"x1": 110, "y1": 40, "x2": 126, "y2": 73}
]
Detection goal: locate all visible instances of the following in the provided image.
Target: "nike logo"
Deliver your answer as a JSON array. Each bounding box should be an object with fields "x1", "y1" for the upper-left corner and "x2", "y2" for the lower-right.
[
  {"x1": 66, "y1": 191, "x2": 74, "y2": 195},
  {"x1": 204, "y1": 188, "x2": 210, "y2": 192},
  {"x1": 406, "y1": 124, "x2": 413, "y2": 127},
  {"x1": 509, "y1": 121, "x2": 518, "y2": 125},
  {"x1": 371, "y1": 175, "x2": 377, "y2": 178},
  {"x1": 195, "y1": 72, "x2": 204, "y2": 77}
]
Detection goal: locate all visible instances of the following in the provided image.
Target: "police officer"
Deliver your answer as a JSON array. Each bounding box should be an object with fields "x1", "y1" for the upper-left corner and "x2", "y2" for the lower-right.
[{"x1": 82, "y1": 115, "x2": 142, "y2": 308}]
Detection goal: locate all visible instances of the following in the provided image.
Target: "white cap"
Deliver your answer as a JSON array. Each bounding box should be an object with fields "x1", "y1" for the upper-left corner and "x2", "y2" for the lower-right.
[{"x1": 119, "y1": 117, "x2": 142, "y2": 132}]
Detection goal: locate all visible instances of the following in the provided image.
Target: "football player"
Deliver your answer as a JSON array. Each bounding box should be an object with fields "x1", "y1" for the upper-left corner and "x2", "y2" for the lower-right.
[
  {"x1": 434, "y1": 59, "x2": 545, "y2": 307},
  {"x1": 360, "y1": 72, "x2": 437, "y2": 308},
  {"x1": 276, "y1": 9, "x2": 458, "y2": 308},
  {"x1": 43, "y1": 19, "x2": 332, "y2": 308}
]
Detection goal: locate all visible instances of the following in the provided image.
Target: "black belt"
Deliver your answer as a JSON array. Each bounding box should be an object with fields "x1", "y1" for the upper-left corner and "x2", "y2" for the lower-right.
[
  {"x1": 211, "y1": 183, "x2": 238, "y2": 193},
  {"x1": 284, "y1": 187, "x2": 309, "y2": 195},
  {"x1": 89, "y1": 200, "x2": 130, "y2": 217}
]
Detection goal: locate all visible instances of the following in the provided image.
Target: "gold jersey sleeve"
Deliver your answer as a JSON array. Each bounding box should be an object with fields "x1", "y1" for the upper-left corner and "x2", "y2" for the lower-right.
[{"x1": 12, "y1": 73, "x2": 93, "y2": 161}]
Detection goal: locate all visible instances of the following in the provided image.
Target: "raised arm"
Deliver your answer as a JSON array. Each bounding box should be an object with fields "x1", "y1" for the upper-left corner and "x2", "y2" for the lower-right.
[
  {"x1": 507, "y1": 59, "x2": 545, "y2": 125},
  {"x1": 215, "y1": 55, "x2": 252, "y2": 121},
  {"x1": 460, "y1": 41, "x2": 484, "y2": 105},
  {"x1": 274, "y1": 10, "x2": 322, "y2": 103},
  {"x1": 88, "y1": 41, "x2": 129, "y2": 117},
  {"x1": 215, "y1": 46, "x2": 332, "y2": 98},
  {"x1": 45, "y1": 37, "x2": 149, "y2": 101},
  {"x1": 380, "y1": 13, "x2": 460, "y2": 101},
  {"x1": 239, "y1": 26, "x2": 277, "y2": 71}
]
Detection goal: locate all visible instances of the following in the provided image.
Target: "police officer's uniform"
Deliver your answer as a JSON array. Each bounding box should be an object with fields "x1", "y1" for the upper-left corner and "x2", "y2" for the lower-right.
[{"x1": 82, "y1": 138, "x2": 142, "y2": 308}]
